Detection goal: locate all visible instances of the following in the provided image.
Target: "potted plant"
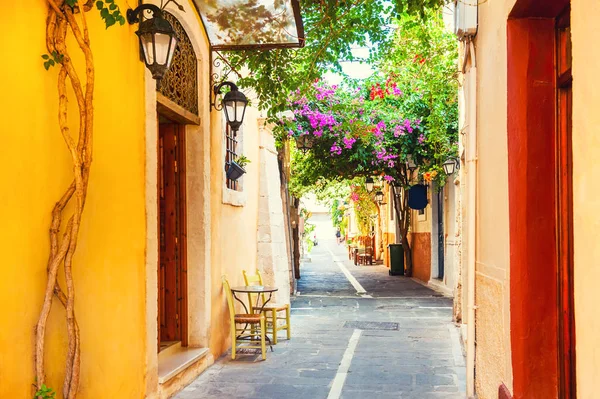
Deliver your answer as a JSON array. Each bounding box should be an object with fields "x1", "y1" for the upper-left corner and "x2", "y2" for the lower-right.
[{"x1": 226, "y1": 155, "x2": 250, "y2": 181}]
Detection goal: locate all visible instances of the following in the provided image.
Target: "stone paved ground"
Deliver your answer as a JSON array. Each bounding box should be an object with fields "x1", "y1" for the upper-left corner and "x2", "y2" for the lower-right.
[{"x1": 175, "y1": 215, "x2": 466, "y2": 399}]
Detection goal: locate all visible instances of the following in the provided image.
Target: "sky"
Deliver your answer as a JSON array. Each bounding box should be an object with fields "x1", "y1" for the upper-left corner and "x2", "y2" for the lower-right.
[
  {"x1": 323, "y1": 47, "x2": 375, "y2": 85},
  {"x1": 323, "y1": 4, "x2": 455, "y2": 86}
]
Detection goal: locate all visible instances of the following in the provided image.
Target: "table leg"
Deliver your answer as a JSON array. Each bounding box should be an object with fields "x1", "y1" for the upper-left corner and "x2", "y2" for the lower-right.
[
  {"x1": 232, "y1": 291, "x2": 249, "y2": 314},
  {"x1": 256, "y1": 292, "x2": 274, "y2": 351}
]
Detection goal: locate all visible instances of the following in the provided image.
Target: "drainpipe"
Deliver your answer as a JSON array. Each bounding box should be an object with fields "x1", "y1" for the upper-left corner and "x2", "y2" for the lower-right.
[{"x1": 465, "y1": 37, "x2": 477, "y2": 399}]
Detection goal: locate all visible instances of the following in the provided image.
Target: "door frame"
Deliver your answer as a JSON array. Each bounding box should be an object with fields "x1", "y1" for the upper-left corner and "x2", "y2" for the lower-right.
[{"x1": 555, "y1": 6, "x2": 575, "y2": 398}]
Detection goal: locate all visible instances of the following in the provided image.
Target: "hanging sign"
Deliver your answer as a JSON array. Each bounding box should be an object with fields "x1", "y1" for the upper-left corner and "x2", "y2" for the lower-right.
[{"x1": 408, "y1": 184, "x2": 428, "y2": 210}]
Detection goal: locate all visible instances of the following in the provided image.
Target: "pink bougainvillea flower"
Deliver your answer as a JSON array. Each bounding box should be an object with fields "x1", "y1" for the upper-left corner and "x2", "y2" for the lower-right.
[
  {"x1": 394, "y1": 125, "x2": 405, "y2": 137},
  {"x1": 418, "y1": 134, "x2": 425, "y2": 144},
  {"x1": 330, "y1": 143, "x2": 343, "y2": 156},
  {"x1": 350, "y1": 192, "x2": 360, "y2": 202},
  {"x1": 372, "y1": 120, "x2": 387, "y2": 138},
  {"x1": 384, "y1": 175, "x2": 395, "y2": 183},
  {"x1": 343, "y1": 137, "x2": 357, "y2": 149}
]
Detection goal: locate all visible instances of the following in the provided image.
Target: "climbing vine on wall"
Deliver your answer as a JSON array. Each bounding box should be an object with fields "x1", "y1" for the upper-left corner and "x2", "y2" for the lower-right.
[{"x1": 35, "y1": 1, "x2": 123, "y2": 398}]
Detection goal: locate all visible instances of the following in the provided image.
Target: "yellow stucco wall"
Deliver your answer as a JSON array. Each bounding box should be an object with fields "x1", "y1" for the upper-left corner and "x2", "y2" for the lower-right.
[
  {"x1": 0, "y1": 2, "x2": 147, "y2": 397},
  {"x1": 571, "y1": 1, "x2": 600, "y2": 397}
]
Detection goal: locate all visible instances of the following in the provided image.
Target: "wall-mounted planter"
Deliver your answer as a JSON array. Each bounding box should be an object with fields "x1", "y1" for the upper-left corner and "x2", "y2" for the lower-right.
[{"x1": 226, "y1": 161, "x2": 246, "y2": 181}]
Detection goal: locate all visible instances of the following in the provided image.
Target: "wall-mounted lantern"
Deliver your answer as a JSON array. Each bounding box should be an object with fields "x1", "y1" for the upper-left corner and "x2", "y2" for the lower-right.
[
  {"x1": 375, "y1": 190, "x2": 385, "y2": 204},
  {"x1": 392, "y1": 184, "x2": 403, "y2": 198},
  {"x1": 127, "y1": 4, "x2": 178, "y2": 83},
  {"x1": 443, "y1": 157, "x2": 461, "y2": 176},
  {"x1": 406, "y1": 154, "x2": 417, "y2": 172},
  {"x1": 295, "y1": 134, "x2": 314, "y2": 154},
  {"x1": 365, "y1": 177, "x2": 374, "y2": 193},
  {"x1": 213, "y1": 82, "x2": 248, "y2": 133}
]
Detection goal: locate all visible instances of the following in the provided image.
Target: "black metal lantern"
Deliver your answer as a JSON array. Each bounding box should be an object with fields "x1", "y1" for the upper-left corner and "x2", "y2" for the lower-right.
[
  {"x1": 295, "y1": 134, "x2": 314, "y2": 154},
  {"x1": 127, "y1": 4, "x2": 177, "y2": 82},
  {"x1": 375, "y1": 190, "x2": 385, "y2": 204},
  {"x1": 214, "y1": 82, "x2": 248, "y2": 133},
  {"x1": 392, "y1": 184, "x2": 403, "y2": 198},
  {"x1": 443, "y1": 157, "x2": 460, "y2": 176},
  {"x1": 406, "y1": 154, "x2": 417, "y2": 172},
  {"x1": 365, "y1": 177, "x2": 374, "y2": 193}
]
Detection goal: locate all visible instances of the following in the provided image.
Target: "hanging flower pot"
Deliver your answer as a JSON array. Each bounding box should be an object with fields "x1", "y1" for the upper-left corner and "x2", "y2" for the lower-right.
[{"x1": 226, "y1": 161, "x2": 246, "y2": 181}]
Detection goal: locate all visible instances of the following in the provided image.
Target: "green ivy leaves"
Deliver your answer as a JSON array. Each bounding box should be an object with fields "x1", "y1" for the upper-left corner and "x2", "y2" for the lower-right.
[
  {"x1": 34, "y1": 384, "x2": 56, "y2": 399},
  {"x1": 96, "y1": 0, "x2": 126, "y2": 28},
  {"x1": 41, "y1": 51, "x2": 64, "y2": 71}
]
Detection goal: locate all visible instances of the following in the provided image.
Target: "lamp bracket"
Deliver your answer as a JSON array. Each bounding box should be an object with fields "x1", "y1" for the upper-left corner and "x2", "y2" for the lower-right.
[
  {"x1": 210, "y1": 50, "x2": 243, "y2": 111},
  {"x1": 211, "y1": 81, "x2": 238, "y2": 111},
  {"x1": 127, "y1": 4, "x2": 163, "y2": 25}
]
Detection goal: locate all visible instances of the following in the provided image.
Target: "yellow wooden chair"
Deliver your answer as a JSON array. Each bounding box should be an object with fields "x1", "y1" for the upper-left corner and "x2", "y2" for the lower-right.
[
  {"x1": 242, "y1": 270, "x2": 291, "y2": 344},
  {"x1": 222, "y1": 276, "x2": 267, "y2": 360}
]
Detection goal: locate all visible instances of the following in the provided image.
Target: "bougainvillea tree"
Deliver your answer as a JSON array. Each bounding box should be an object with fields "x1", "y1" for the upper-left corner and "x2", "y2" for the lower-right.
[{"x1": 278, "y1": 12, "x2": 458, "y2": 275}]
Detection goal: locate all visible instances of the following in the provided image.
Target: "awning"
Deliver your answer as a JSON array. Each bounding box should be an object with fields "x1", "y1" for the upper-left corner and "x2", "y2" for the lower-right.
[{"x1": 192, "y1": 0, "x2": 305, "y2": 50}]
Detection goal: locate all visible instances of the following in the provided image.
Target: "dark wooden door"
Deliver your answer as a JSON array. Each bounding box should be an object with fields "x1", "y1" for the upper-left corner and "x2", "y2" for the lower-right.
[{"x1": 158, "y1": 122, "x2": 187, "y2": 348}]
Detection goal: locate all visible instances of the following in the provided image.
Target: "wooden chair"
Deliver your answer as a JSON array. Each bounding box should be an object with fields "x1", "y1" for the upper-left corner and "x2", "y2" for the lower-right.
[
  {"x1": 242, "y1": 270, "x2": 291, "y2": 345},
  {"x1": 357, "y1": 246, "x2": 373, "y2": 265},
  {"x1": 222, "y1": 276, "x2": 267, "y2": 360}
]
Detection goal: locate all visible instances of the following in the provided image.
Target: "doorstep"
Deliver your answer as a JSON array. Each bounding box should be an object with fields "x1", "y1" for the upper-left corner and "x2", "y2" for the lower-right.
[{"x1": 158, "y1": 345, "x2": 209, "y2": 384}]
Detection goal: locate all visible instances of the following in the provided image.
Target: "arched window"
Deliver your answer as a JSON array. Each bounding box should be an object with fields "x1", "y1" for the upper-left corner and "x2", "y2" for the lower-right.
[{"x1": 159, "y1": 12, "x2": 198, "y2": 116}]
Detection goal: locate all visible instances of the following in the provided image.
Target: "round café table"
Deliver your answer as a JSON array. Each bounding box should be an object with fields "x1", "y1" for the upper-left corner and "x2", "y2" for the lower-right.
[
  {"x1": 230, "y1": 286, "x2": 278, "y2": 347},
  {"x1": 230, "y1": 285, "x2": 278, "y2": 314}
]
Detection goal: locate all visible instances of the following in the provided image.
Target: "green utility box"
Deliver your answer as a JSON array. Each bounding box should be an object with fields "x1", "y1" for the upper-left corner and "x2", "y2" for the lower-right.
[{"x1": 388, "y1": 244, "x2": 405, "y2": 276}]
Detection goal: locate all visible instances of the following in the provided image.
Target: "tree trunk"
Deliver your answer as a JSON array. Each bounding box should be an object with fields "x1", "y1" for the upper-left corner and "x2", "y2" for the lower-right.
[{"x1": 392, "y1": 185, "x2": 413, "y2": 276}]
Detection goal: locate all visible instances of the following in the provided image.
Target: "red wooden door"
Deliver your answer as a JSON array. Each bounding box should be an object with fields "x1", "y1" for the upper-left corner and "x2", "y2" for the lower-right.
[{"x1": 158, "y1": 123, "x2": 187, "y2": 348}]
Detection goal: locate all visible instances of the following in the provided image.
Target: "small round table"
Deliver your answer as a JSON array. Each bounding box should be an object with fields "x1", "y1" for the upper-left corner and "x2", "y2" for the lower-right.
[
  {"x1": 230, "y1": 286, "x2": 278, "y2": 314},
  {"x1": 230, "y1": 286, "x2": 279, "y2": 347}
]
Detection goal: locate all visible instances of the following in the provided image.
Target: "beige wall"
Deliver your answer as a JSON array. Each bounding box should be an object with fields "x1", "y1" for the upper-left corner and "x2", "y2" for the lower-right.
[
  {"x1": 571, "y1": 1, "x2": 600, "y2": 397},
  {"x1": 441, "y1": 180, "x2": 460, "y2": 293},
  {"x1": 410, "y1": 187, "x2": 432, "y2": 283},
  {"x1": 209, "y1": 104, "x2": 261, "y2": 356},
  {"x1": 142, "y1": 1, "x2": 290, "y2": 396},
  {"x1": 143, "y1": 3, "x2": 216, "y2": 397},
  {"x1": 465, "y1": 0, "x2": 515, "y2": 396}
]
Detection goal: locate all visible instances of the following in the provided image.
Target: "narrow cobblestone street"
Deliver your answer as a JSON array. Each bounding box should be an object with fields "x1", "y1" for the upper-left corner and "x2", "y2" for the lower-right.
[{"x1": 175, "y1": 215, "x2": 465, "y2": 399}]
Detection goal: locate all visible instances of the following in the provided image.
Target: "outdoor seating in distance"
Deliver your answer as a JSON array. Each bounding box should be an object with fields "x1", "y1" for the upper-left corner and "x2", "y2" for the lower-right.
[
  {"x1": 242, "y1": 270, "x2": 291, "y2": 345},
  {"x1": 222, "y1": 275, "x2": 267, "y2": 360}
]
